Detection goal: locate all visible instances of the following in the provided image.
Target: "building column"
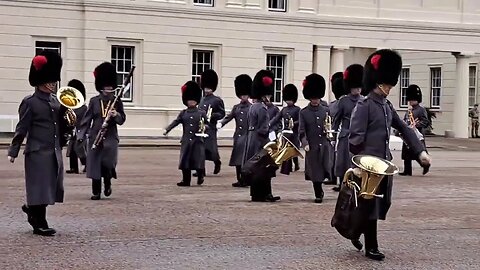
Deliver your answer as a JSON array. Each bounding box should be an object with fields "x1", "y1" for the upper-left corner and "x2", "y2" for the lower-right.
[
  {"x1": 452, "y1": 53, "x2": 470, "y2": 138},
  {"x1": 329, "y1": 46, "x2": 349, "y2": 101},
  {"x1": 313, "y1": 45, "x2": 332, "y2": 101}
]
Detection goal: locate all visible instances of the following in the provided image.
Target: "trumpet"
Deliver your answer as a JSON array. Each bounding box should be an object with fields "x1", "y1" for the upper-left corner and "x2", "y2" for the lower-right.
[
  {"x1": 56, "y1": 86, "x2": 85, "y2": 126},
  {"x1": 324, "y1": 112, "x2": 336, "y2": 140},
  {"x1": 195, "y1": 105, "x2": 210, "y2": 137}
]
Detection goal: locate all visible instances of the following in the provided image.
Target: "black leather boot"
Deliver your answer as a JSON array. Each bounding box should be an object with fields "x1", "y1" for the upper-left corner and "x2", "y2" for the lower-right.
[
  {"x1": 104, "y1": 178, "x2": 112, "y2": 197},
  {"x1": 196, "y1": 169, "x2": 205, "y2": 185},
  {"x1": 178, "y1": 170, "x2": 191, "y2": 186},
  {"x1": 365, "y1": 249, "x2": 385, "y2": 261},
  {"x1": 351, "y1": 239, "x2": 363, "y2": 251},
  {"x1": 399, "y1": 160, "x2": 413, "y2": 176},
  {"x1": 213, "y1": 160, "x2": 221, "y2": 175},
  {"x1": 91, "y1": 179, "x2": 101, "y2": 200},
  {"x1": 32, "y1": 205, "x2": 56, "y2": 236},
  {"x1": 22, "y1": 204, "x2": 35, "y2": 229},
  {"x1": 313, "y1": 182, "x2": 324, "y2": 203}
]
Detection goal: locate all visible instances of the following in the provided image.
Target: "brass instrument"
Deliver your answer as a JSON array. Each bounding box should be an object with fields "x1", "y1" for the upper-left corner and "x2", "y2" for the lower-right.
[
  {"x1": 343, "y1": 155, "x2": 398, "y2": 206},
  {"x1": 56, "y1": 86, "x2": 85, "y2": 126},
  {"x1": 408, "y1": 108, "x2": 416, "y2": 128},
  {"x1": 407, "y1": 107, "x2": 424, "y2": 141},
  {"x1": 282, "y1": 114, "x2": 294, "y2": 134},
  {"x1": 263, "y1": 133, "x2": 304, "y2": 166},
  {"x1": 92, "y1": 66, "x2": 135, "y2": 149},
  {"x1": 324, "y1": 112, "x2": 335, "y2": 140},
  {"x1": 195, "y1": 105, "x2": 211, "y2": 137}
]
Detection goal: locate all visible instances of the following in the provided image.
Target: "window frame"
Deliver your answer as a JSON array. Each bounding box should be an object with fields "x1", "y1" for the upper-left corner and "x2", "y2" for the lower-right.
[
  {"x1": 429, "y1": 66, "x2": 442, "y2": 109},
  {"x1": 191, "y1": 49, "x2": 214, "y2": 84},
  {"x1": 193, "y1": 0, "x2": 214, "y2": 7},
  {"x1": 33, "y1": 38, "x2": 65, "y2": 89},
  {"x1": 399, "y1": 67, "x2": 410, "y2": 108},
  {"x1": 268, "y1": 0, "x2": 287, "y2": 12},
  {"x1": 111, "y1": 45, "x2": 135, "y2": 102},
  {"x1": 469, "y1": 64, "x2": 478, "y2": 108},
  {"x1": 266, "y1": 53, "x2": 287, "y2": 105}
]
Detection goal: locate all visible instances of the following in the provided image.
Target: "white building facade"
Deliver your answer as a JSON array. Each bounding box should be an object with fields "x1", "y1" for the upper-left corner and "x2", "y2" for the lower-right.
[{"x1": 1, "y1": 0, "x2": 480, "y2": 137}]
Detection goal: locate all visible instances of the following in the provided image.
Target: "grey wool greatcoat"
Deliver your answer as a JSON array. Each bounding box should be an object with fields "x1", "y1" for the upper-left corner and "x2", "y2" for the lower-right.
[
  {"x1": 349, "y1": 92, "x2": 425, "y2": 220},
  {"x1": 165, "y1": 107, "x2": 207, "y2": 170},
  {"x1": 8, "y1": 89, "x2": 71, "y2": 206},
  {"x1": 332, "y1": 94, "x2": 364, "y2": 178},
  {"x1": 243, "y1": 101, "x2": 270, "y2": 164},
  {"x1": 268, "y1": 105, "x2": 301, "y2": 147},
  {"x1": 266, "y1": 103, "x2": 280, "y2": 133},
  {"x1": 199, "y1": 94, "x2": 225, "y2": 162},
  {"x1": 401, "y1": 104, "x2": 429, "y2": 160},
  {"x1": 66, "y1": 105, "x2": 88, "y2": 160},
  {"x1": 77, "y1": 95, "x2": 126, "y2": 180},
  {"x1": 220, "y1": 101, "x2": 251, "y2": 166},
  {"x1": 299, "y1": 104, "x2": 331, "y2": 183}
]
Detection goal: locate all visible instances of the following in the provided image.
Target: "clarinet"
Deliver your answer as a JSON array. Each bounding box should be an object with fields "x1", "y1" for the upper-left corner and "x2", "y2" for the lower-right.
[{"x1": 92, "y1": 66, "x2": 135, "y2": 149}]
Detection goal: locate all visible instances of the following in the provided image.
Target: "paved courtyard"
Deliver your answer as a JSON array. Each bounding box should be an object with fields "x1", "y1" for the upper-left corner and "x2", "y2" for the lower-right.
[{"x1": 0, "y1": 147, "x2": 479, "y2": 270}]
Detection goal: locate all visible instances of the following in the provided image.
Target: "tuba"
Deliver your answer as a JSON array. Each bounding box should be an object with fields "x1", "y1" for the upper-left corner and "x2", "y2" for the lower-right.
[
  {"x1": 56, "y1": 86, "x2": 85, "y2": 126},
  {"x1": 263, "y1": 134, "x2": 304, "y2": 166},
  {"x1": 343, "y1": 155, "x2": 398, "y2": 204}
]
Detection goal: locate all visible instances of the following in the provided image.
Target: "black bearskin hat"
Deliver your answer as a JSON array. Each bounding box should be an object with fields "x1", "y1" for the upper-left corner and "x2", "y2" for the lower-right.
[
  {"x1": 302, "y1": 73, "x2": 326, "y2": 99},
  {"x1": 343, "y1": 64, "x2": 364, "y2": 91},
  {"x1": 234, "y1": 74, "x2": 252, "y2": 98},
  {"x1": 200, "y1": 69, "x2": 218, "y2": 91},
  {"x1": 67, "y1": 79, "x2": 86, "y2": 99},
  {"x1": 252, "y1": 70, "x2": 274, "y2": 99},
  {"x1": 181, "y1": 81, "x2": 202, "y2": 106},
  {"x1": 29, "y1": 50, "x2": 63, "y2": 87},
  {"x1": 94, "y1": 62, "x2": 117, "y2": 92},
  {"x1": 332, "y1": 78, "x2": 345, "y2": 100},
  {"x1": 363, "y1": 49, "x2": 402, "y2": 93},
  {"x1": 331, "y1": 71, "x2": 343, "y2": 85},
  {"x1": 406, "y1": 84, "x2": 422, "y2": 103},
  {"x1": 282, "y1": 84, "x2": 298, "y2": 103}
]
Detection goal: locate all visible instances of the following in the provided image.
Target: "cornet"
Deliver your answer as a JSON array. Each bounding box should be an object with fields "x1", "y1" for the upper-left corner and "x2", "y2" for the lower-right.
[
  {"x1": 324, "y1": 112, "x2": 336, "y2": 140},
  {"x1": 282, "y1": 114, "x2": 294, "y2": 134},
  {"x1": 56, "y1": 86, "x2": 85, "y2": 126},
  {"x1": 195, "y1": 105, "x2": 210, "y2": 137}
]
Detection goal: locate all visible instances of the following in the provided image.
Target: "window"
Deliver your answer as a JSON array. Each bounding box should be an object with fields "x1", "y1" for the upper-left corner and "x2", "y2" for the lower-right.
[
  {"x1": 469, "y1": 65, "x2": 477, "y2": 107},
  {"x1": 192, "y1": 50, "x2": 214, "y2": 84},
  {"x1": 35, "y1": 41, "x2": 62, "y2": 89},
  {"x1": 193, "y1": 0, "x2": 214, "y2": 7},
  {"x1": 399, "y1": 68, "x2": 410, "y2": 108},
  {"x1": 111, "y1": 45, "x2": 135, "y2": 102},
  {"x1": 268, "y1": 0, "x2": 286, "y2": 11},
  {"x1": 430, "y1": 67, "x2": 442, "y2": 109},
  {"x1": 266, "y1": 54, "x2": 286, "y2": 104}
]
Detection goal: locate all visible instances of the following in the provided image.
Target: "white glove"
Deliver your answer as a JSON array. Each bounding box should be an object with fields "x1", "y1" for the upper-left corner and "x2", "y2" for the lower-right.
[
  {"x1": 304, "y1": 145, "x2": 310, "y2": 152},
  {"x1": 268, "y1": 131, "x2": 276, "y2": 141},
  {"x1": 7, "y1": 156, "x2": 15, "y2": 163},
  {"x1": 163, "y1": 130, "x2": 168, "y2": 136},
  {"x1": 418, "y1": 151, "x2": 431, "y2": 166},
  {"x1": 216, "y1": 123, "x2": 223, "y2": 130}
]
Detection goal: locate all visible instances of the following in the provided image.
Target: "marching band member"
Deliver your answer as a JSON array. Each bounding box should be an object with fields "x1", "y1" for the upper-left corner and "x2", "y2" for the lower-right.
[
  {"x1": 198, "y1": 69, "x2": 225, "y2": 176},
  {"x1": 77, "y1": 62, "x2": 126, "y2": 200},
  {"x1": 399, "y1": 84, "x2": 430, "y2": 176},
  {"x1": 8, "y1": 51, "x2": 68, "y2": 236},
  {"x1": 269, "y1": 84, "x2": 301, "y2": 174},
  {"x1": 164, "y1": 81, "x2": 207, "y2": 186},
  {"x1": 299, "y1": 74, "x2": 331, "y2": 203},
  {"x1": 218, "y1": 74, "x2": 252, "y2": 187},
  {"x1": 348, "y1": 49, "x2": 431, "y2": 260},
  {"x1": 243, "y1": 70, "x2": 280, "y2": 202},
  {"x1": 332, "y1": 64, "x2": 365, "y2": 192},
  {"x1": 266, "y1": 95, "x2": 280, "y2": 134},
  {"x1": 65, "y1": 79, "x2": 88, "y2": 174}
]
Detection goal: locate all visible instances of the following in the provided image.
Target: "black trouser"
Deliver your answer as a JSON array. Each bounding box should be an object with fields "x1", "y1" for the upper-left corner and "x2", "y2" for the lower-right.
[
  {"x1": 364, "y1": 219, "x2": 378, "y2": 250},
  {"x1": 403, "y1": 158, "x2": 423, "y2": 175},
  {"x1": 92, "y1": 177, "x2": 111, "y2": 195},
  {"x1": 293, "y1": 157, "x2": 299, "y2": 169},
  {"x1": 182, "y1": 169, "x2": 204, "y2": 184},
  {"x1": 28, "y1": 204, "x2": 48, "y2": 229},
  {"x1": 313, "y1": 182, "x2": 324, "y2": 198},
  {"x1": 250, "y1": 178, "x2": 272, "y2": 200},
  {"x1": 235, "y1": 166, "x2": 242, "y2": 181},
  {"x1": 69, "y1": 149, "x2": 86, "y2": 172}
]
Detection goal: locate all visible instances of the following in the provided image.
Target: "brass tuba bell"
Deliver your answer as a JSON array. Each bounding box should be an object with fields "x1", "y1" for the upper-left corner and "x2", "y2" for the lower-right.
[
  {"x1": 343, "y1": 155, "x2": 398, "y2": 202},
  {"x1": 263, "y1": 134, "x2": 304, "y2": 166},
  {"x1": 56, "y1": 86, "x2": 85, "y2": 126}
]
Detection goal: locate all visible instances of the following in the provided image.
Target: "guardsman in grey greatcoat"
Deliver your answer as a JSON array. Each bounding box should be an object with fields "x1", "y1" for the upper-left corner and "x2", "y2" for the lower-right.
[
  {"x1": 269, "y1": 84, "x2": 301, "y2": 175},
  {"x1": 266, "y1": 96, "x2": 280, "y2": 133},
  {"x1": 332, "y1": 64, "x2": 365, "y2": 192},
  {"x1": 8, "y1": 51, "x2": 68, "y2": 236},
  {"x1": 198, "y1": 69, "x2": 225, "y2": 175},
  {"x1": 399, "y1": 84, "x2": 430, "y2": 176},
  {"x1": 299, "y1": 73, "x2": 331, "y2": 203},
  {"x1": 65, "y1": 79, "x2": 88, "y2": 174},
  {"x1": 218, "y1": 74, "x2": 252, "y2": 187},
  {"x1": 77, "y1": 62, "x2": 126, "y2": 200},
  {"x1": 348, "y1": 49, "x2": 431, "y2": 261},
  {"x1": 243, "y1": 70, "x2": 281, "y2": 202},
  {"x1": 164, "y1": 81, "x2": 207, "y2": 186}
]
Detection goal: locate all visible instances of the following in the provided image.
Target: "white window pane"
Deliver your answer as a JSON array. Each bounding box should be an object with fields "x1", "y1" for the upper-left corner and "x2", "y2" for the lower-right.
[{"x1": 111, "y1": 45, "x2": 135, "y2": 102}]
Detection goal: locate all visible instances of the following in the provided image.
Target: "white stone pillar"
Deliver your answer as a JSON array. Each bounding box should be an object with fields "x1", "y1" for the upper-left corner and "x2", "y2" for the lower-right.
[
  {"x1": 329, "y1": 46, "x2": 348, "y2": 102},
  {"x1": 452, "y1": 53, "x2": 470, "y2": 138},
  {"x1": 313, "y1": 45, "x2": 332, "y2": 102}
]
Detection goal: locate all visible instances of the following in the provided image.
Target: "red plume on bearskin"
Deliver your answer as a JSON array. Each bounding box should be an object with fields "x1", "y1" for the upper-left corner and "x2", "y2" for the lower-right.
[
  {"x1": 32, "y1": 55, "x2": 48, "y2": 71},
  {"x1": 343, "y1": 64, "x2": 364, "y2": 91},
  {"x1": 251, "y1": 70, "x2": 274, "y2": 99},
  {"x1": 363, "y1": 49, "x2": 402, "y2": 93},
  {"x1": 28, "y1": 50, "x2": 62, "y2": 87}
]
